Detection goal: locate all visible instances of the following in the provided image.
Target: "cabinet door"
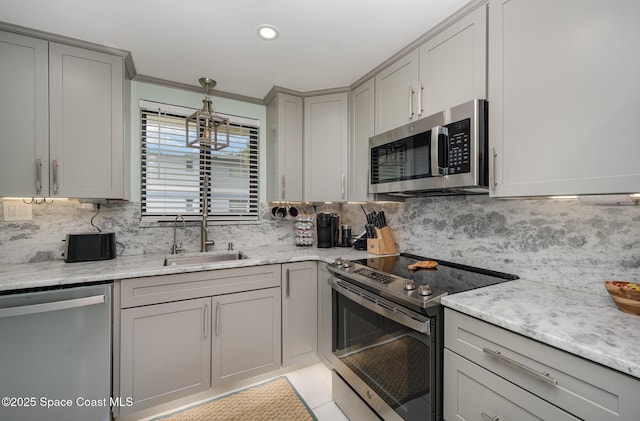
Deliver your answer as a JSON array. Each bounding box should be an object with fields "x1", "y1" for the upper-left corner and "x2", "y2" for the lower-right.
[
  {"x1": 212, "y1": 288, "x2": 281, "y2": 386},
  {"x1": 0, "y1": 31, "x2": 49, "y2": 197},
  {"x1": 375, "y1": 48, "x2": 419, "y2": 134},
  {"x1": 317, "y1": 262, "x2": 335, "y2": 367},
  {"x1": 304, "y1": 92, "x2": 349, "y2": 202},
  {"x1": 49, "y1": 43, "x2": 125, "y2": 198},
  {"x1": 444, "y1": 349, "x2": 580, "y2": 421},
  {"x1": 282, "y1": 261, "x2": 318, "y2": 367},
  {"x1": 489, "y1": 0, "x2": 640, "y2": 197},
  {"x1": 266, "y1": 93, "x2": 303, "y2": 202},
  {"x1": 120, "y1": 297, "x2": 211, "y2": 414},
  {"x1": 419, "y1": 5, "x2": 487, "y2": 115},
  {"x1": 349, "y1": 78, "x2": 375, "y2": 202}
]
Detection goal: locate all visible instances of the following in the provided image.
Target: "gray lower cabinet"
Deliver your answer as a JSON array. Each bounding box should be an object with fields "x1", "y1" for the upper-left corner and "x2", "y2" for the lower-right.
[
  {"x1": 317, "y1": 262, "x2": 334, "y2": 366},
  {"x1": 120, "y1": 298, "x2": 211, "y2": 414},
  {"x1": 282, "y1": 261, "x2": 318, "y2": 367},
  {"x1": 117, "y1": 265, "x2": 282, "y2": 416},
  {"x1": 212, "y1": 287, "x2": 281, "y2": 386},
  {"x1": 444, "y1": 308, "x2": 640, "y2": 421},
  {"x1": 444, "y1": 349, "x2": 579, "y2": 421}
]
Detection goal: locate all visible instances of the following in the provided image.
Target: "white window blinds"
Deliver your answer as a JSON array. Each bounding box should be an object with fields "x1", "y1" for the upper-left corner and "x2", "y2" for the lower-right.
[{"x1": 140, "y1": 100, "x2": 259, "y2": 222}]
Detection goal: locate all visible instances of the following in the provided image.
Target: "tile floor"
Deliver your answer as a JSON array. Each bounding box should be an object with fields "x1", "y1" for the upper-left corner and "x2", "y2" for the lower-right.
[{"x1": 285, "y1": 363, "x2": 349, "y2": 421}]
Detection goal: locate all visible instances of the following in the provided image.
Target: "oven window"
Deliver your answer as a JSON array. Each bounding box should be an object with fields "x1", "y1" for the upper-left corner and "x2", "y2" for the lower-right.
[{"x1": 333, "y1": 292, "x2": 434, "y2": 419}]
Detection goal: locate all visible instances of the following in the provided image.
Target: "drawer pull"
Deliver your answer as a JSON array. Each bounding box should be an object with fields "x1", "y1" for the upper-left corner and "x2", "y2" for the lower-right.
[
  {"x1": 483, "y1": 348, "x2": 558, "y2": 385},
  {"x1": 481, "y1": 413, "x2": 499, "y2": 421}
]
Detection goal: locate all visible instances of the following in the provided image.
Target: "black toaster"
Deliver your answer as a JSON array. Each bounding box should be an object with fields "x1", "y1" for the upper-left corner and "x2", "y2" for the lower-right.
[{"x1": 64, "y1": 232, "x2": 116, "y2": 263}]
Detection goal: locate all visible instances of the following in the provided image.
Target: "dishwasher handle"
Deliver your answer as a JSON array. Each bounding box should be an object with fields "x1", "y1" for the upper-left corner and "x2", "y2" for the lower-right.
[{"x1": 0, "y1": 294, "x2": 105, "y2": 318}]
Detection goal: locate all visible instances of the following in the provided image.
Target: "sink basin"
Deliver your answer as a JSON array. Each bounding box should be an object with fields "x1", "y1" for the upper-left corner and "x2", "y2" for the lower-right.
[{"x1": 164, "y1": 252, "x2": 248, "y2": 266}]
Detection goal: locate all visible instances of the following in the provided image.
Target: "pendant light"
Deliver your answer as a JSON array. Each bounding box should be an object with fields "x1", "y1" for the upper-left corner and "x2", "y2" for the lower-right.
[{"x1": 185, "y1": 77, "x2": 230, "y2": 150}]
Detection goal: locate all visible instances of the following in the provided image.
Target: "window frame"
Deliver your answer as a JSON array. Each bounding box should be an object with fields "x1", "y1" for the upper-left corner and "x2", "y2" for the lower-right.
[{"x1": 139, "y1": 100, "x2": 260, "y2": 225}]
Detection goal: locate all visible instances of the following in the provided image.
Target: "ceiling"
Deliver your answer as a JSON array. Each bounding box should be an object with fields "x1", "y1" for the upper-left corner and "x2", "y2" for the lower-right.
[{"x1": 1, "y1": 0, "x2": 469, "y2": 101}]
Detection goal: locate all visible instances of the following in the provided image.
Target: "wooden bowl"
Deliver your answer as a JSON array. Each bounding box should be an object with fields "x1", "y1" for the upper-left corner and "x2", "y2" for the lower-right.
[{"x1": 604, "y1": 281, "x2": 640, "y2": 316}]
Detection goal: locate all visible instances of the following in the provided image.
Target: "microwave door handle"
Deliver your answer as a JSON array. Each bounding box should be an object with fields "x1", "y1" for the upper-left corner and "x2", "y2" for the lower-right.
[{"x1": 431, "y1": 126, "x2": 448, "y2": 176}]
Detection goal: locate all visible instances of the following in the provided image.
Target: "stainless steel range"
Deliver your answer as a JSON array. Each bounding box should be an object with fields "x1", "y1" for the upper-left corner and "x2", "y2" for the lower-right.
[{"x1": 327, "y1": 253, "x2": 518, "y2": 421}]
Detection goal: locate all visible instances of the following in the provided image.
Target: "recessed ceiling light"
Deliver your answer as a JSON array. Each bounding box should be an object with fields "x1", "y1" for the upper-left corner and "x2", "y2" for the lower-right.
[{"x1": 257, "y1": 24, "x2": 279, "y2": 41}]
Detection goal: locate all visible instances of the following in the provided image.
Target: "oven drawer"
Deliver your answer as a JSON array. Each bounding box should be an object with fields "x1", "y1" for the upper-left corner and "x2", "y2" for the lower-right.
[
  {"x1": 445, "y1": 309, "x2": 640, "y2": 421},
  {"x1": 444, "y1": 349, "x2": 579, "y2": 421}
]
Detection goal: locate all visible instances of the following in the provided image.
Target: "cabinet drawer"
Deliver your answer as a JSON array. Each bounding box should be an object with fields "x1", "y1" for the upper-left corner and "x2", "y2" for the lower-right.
[
  {"x1": 444, "y1": 349, "x2": 579, "y2": 421},
  {"x1": 120, "y1": 265, "x2": 281, "y2": 308},
  {"x1": 445, "y1": 309, "x2": 640, "y2": 421}
]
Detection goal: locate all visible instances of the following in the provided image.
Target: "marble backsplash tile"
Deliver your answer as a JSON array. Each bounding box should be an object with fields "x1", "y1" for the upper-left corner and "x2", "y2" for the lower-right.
[
  {"x1": 340, "y1": 196, "x2": 640, "y2": 296},
  {"x1": 1, "y1": 196, "x2": 638, "y2": 296}
]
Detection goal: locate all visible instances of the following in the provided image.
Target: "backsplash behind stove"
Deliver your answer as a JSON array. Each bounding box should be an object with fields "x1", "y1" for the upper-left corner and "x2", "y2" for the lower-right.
[{"x1": 0, "y1": 196, "x2": 638, "y2": 296}]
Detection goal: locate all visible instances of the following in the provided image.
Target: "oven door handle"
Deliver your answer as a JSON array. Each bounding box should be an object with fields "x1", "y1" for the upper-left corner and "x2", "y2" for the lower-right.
[{"x1": 330, "y1": 277, "x2": 431, "y2": 335}]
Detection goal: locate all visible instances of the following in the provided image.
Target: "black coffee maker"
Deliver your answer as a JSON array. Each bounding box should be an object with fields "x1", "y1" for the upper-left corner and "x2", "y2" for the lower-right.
[{"x1": 316, "y1": 212, "x2": 340, "y2": 248}]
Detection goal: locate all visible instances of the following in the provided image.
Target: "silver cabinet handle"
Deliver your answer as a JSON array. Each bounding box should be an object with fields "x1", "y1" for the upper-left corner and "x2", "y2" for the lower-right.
[
  {"x1": 0, "y1": 294, "x2": 104, "y2": 318},
  {"x1": 481, "y1": 413, "x2": 499, "y2": 421},
  {"x1": 52, "y1": 159, "x2": 59, "y2": 194},
  {"x1": 483, "y1": 348, "x2": 558, "y2": 385},
  {"x1": 281, "y1": 175, "x2": 285, "y2": 200},
  {"x1": 408, "y1": 85, "x2": 415, "y2": 119},
  {"x1": 491, "y1": 147, "x2": 497, "y2": 191},
  {"x1": 418, "y1": 81, "x2": 424, "y2": 116},
  {"x1": 341, "y1": 174, "x2": 345, "y2": 199},
  {"x1": 35, "y1": 158, "x2": 42, "y2": 193},
  {"x1": 203, "y1": 303, "x2": 208, "y2": 338},
  {"x1": 215, "y1": 302, "x2": 220, "y2": 336},
  {"x1": 285, "y1": 268, "x2": 290, "y2": 297}
]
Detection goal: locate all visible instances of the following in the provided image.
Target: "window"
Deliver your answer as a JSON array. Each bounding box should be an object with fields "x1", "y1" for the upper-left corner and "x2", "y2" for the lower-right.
[{"x1": 140, "y1": 100, "x2": 259, "y2": 223}]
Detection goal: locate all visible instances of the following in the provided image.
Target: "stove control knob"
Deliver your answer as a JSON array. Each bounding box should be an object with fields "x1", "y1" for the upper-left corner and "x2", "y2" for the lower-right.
[
  {"x1": 334, "y1": 258, "x2": 343, "y2": 266},
  {"x1": 418, "y1": 284, "x2": 433, "y2": 296},
  {"x1": 342, "y1": 262, "x2": 352, "y2": 268},
  {"x1": 404, "y1": 280, "x2": 416, "y2": 290}
]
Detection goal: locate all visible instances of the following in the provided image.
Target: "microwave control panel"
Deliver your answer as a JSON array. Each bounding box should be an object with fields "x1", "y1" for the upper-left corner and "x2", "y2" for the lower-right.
[{"x1": 447, "y1": 118, "x2": 471, "y2": 174}]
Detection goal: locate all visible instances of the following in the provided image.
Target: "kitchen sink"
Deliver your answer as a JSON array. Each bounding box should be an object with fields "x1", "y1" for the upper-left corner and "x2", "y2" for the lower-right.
[{"x1": 163, "y1": 251, "x2": 248, "y2": 266}]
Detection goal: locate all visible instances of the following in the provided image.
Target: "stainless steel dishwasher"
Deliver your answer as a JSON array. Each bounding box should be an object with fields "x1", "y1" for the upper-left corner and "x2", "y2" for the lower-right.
[{"x1": 0, "y1": 283, "x2": 112, "y2": 421}]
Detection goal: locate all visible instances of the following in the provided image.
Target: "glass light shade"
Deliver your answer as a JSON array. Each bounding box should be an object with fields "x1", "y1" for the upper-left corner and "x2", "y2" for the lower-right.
[{"x1": 185, "y1": 78, "x2": 230, "y2": 150}]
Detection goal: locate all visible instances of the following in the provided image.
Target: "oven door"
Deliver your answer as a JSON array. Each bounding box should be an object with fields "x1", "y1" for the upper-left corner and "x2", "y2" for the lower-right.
[{"x1": 330, "y1": 277, "x2": 439, "y2": 421}]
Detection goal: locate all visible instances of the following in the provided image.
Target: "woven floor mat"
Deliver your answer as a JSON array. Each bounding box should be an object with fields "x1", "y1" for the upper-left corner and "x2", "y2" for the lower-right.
[{"x1": 153, "y1": 377, "x2": 317, "y2": 421}]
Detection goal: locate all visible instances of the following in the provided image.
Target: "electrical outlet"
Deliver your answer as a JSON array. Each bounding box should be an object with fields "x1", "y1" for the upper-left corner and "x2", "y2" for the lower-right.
[{"x1": 3, "y1": 200, "x2": 33, "y2": 221}]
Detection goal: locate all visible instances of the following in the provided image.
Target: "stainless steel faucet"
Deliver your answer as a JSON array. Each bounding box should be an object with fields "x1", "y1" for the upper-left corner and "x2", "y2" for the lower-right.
[
  {"x1": 171, "y1": 215, "x2": 185, "y2": 254},
  {"x1": 201, "y1": 174, "x2": 215, "y2": 252}
]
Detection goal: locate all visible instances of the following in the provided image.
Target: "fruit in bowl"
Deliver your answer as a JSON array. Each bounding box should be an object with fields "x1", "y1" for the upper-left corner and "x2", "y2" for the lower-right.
[{"x1": 604, "y1": 281, "x2": 640, "y2": 315}]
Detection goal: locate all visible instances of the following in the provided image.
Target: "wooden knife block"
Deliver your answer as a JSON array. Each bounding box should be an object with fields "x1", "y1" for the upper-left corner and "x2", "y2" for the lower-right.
[{"x1": 367, "y1": 226, "x2": 398, "y2": 255}]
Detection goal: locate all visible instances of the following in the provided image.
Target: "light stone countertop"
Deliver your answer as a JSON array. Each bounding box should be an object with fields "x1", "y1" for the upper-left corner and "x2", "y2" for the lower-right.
[
  {"x1": 0, "y1": 245, "x2": 368, "y2": 291},
  {"x1": 2, "y1": 248, "x2": 639, "y2": 381},
  {"x1": 441, "y1": 279, "x2": 640, "y2": 380}
]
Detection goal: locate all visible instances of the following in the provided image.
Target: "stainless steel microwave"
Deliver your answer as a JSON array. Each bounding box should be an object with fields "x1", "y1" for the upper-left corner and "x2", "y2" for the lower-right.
[{"x1": 369, "y1": 99, "x2": 488, "y2": 196}]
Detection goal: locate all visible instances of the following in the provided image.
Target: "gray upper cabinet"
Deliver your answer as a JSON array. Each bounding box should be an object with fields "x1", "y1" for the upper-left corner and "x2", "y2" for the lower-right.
[
  {"x1": 349, "y1": 78, "x2": 375, "y2": 202},
  {"x1": 419, "y1": 4, "x2": 487, "y2": 115},
  {"x1": 49, "y1": 43, "x2": 126, "y2": 199},
  {"x1": 374, "y1": 48, "x2": 420, "y2": 134},
  {"x1": 304, "y1": 92, "x2": 349, "y2": 202},
  {"x1": 0, "y1": 31, "x2": 49, "y2": 197},
  {"x1": 266, "y1": 92, "x2": 304, "y2": 202},
  {"x1": 489, "y1": 0, "x2": 640, "y2": 197},
  {"x1": 0, "y1": 29, "x2": 128, "y2": 199}
]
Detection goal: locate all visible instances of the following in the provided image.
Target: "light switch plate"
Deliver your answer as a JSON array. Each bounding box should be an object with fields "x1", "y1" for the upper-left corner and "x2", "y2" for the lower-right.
[{"x1": 2, "y1": 200, "x2": 33, "y2": 221}]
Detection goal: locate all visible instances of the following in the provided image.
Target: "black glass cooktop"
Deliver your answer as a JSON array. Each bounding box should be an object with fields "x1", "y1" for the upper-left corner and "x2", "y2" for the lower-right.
[{"x1": 329, "y1": 253, "x2": 518, "y2": 311}]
